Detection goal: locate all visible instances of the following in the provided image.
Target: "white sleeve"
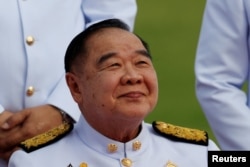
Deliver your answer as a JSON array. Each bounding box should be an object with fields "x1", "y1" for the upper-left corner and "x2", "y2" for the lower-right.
[
  {"x1": 195, "y1": 0, "x2": 250, "y2": 150},
  {"x1": 8, "y1": 151, "x2": 36, "y2": 167},
  {"x1": 46, "y1": 75, "x2": 80, "y2": 122}
]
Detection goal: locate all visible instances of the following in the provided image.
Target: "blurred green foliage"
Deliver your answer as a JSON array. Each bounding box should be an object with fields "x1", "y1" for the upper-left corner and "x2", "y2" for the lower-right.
[{"x1": 134, "y1": 0, "x2": 218, "y2": 143}]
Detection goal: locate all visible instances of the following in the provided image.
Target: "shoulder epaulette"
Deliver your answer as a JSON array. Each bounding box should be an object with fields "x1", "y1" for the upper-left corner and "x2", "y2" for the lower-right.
[
  {"x1": 152, "y1": 121, "x2": 208, "y2": 146},
  {"x1": 19, "y1": 122, "x2": 74, "y2": 153}
]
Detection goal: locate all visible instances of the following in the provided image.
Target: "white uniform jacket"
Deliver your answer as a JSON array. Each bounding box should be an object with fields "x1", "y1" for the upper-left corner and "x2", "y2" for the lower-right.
[
  {"x1": 9, "y1": 116, "x2": 219, "y2": 167},
  {"x1": 195, "y1": 0, "x2": 250, "y2": 150},
  {"x1": 0, "y1": 0, "x2": 137, "y2": 120},
  {"x1": 0, "y1": 1, "x2": 137, "y2": 166}
]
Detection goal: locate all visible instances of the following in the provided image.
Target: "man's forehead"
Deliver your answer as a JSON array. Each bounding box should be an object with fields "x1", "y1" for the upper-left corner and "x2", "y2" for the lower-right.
[
  {"x1": 83, "y1": 28, "x2": 150, "y2": 64},
  {"x1": 89, "y1": 28, "x2": 143, "y2": 49},
  {"x1": 90, "y1": 27, "x2": 137, "y2": 41}
]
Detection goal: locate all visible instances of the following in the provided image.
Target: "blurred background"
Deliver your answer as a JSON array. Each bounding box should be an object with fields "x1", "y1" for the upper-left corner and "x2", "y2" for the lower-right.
[{"x1": 134, "y1": 0, "x2": 218, "y2": 143}]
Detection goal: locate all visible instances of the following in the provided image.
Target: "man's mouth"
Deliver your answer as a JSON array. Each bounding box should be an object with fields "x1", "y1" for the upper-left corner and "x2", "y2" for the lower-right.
[{"x1": 119, "y1": 91, "x2": 145, "y2": 98}]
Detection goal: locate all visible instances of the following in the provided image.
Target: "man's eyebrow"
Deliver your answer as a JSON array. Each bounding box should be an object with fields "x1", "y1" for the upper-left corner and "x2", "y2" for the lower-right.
[
  {"x1": 136, "y1": 50, "x2": 152, "y2": 60},
  {"x1": 97, "y1": 52, "x2": 116, "y2": 66},
  {"x1": 97, "y1": 49, "x2": 151, "y2": 65}
]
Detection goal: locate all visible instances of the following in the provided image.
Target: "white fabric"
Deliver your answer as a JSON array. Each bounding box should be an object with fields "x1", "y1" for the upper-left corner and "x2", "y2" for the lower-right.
[
  {"x1": 195, "y1": 0, "x2": 250, "y2": 150},
  {"x1": 9, "y1": 116, "x2": 219, "y2": 167}
]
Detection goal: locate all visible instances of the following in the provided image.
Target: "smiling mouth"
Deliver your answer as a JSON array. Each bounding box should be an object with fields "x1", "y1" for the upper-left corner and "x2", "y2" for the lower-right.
[{"x1": 119, "y1": 91, "x2": 145, "y2": 98}]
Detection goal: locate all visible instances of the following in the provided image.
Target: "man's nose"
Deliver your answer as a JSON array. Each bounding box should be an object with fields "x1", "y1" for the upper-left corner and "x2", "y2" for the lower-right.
[{"x1": 121, "y1": 66, "x2": 143, "y2": 85}]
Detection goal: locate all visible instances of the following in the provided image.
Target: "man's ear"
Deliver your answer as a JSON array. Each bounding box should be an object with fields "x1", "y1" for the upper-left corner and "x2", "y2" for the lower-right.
[{"x1": 65, "y1": 72, "x2": 82, "y2": 103}]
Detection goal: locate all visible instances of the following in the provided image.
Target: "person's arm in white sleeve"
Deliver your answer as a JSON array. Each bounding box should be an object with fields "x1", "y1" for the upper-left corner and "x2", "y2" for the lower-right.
[
  {"x1": 46, "y1": 75, "x2": 80, "y2": 122},
  {"x1": 195, "y1": 0, "x2": 250, "y2": 150}
]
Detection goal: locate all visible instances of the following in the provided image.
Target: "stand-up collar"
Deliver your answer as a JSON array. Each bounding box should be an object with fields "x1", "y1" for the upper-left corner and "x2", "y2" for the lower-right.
[{"x1": 75, "y1": 115, "x2": 151, "y2": 161}]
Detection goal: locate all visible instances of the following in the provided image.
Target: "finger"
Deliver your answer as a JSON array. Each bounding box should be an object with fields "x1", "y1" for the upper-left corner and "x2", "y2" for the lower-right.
[
  {"x1": 0, "y1": 111, "x2": 14, "y2": 127},
  {"x1": 1, "y1": 110, "x2": 30, "y2": 129},
  {"x1": 0, "y1": 120, "x2": 40, "y2": 151},
  {"x1": 0, "y1": 126, "x2": 22, "y2": 151}
]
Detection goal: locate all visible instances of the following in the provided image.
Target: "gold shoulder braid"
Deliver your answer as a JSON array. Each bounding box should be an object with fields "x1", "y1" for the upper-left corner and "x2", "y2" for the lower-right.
[
  {"x1": 19, "y1": 122, "x2": 74, "y2": 153},
  {"x1": 152, "y1": 121, "x2": 208, "y2": 146}
]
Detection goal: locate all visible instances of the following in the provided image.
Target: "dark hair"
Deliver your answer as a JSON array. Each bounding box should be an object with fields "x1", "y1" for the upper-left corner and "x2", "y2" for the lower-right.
[{"x1": 64, "y1": 18, "x2": 150, "y2": 72}]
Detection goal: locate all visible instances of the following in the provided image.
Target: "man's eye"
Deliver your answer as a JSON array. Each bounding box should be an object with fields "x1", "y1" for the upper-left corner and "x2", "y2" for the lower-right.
[
  {"x1": 110, "y1": 63, "x2": 120, "y2": 67},
  {"x1": 137, "y1": 61, "x2": 148, "y2": 65}
]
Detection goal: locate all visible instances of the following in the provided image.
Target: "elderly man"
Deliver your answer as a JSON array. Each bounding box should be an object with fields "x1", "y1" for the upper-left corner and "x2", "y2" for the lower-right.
[{"x1": 8, "y1": 19, "x2": 219, "y2": 167}]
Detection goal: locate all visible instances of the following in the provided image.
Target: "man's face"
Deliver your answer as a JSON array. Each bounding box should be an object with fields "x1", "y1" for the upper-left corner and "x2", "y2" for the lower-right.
[{"x1": 71, "y1": 28, "x2": 158, "y2": 123}]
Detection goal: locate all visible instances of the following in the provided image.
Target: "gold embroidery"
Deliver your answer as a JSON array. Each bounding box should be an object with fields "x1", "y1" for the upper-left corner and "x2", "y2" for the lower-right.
[
  {"x1": 107, "y1": 143, "x2": 118, "y2": 153},
  {"x1": 132, "y1": 140, "x2": 141, "y2": 151},
  {"x1": 154, "y1": 121, "x2": 207, "y2": 143},
  {"x1": 20, "y1": 122, "x2": 72, "y2": 151}
]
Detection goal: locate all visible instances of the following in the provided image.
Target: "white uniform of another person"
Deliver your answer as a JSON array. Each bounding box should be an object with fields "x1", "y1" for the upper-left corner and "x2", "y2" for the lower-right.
[
  {"x1": 195, "y1": 0, "x2": 250, "y2": 150},
  {"x1": 0, "y1": 0, "x2": 137, "y2": 166},
  {"x1": 9, "y1": 116, "x2": 219, "y2": 167}
]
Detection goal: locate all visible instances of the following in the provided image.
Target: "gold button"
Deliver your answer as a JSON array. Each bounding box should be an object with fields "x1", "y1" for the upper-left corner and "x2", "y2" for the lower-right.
[
  {"x1": 26, "y1": 36, "x2": 35, "y2": 45},
  {"x1": 107, "y1": 143, "x2": 118, "y2": 153},
  {"x1": 132, "y1": 140, "x2": 141, "y2": 151},
  {"x1": 121, "y1": 158, "x2": 132, "y2": 167},
  {"x1": 165, "y1": 161, "x2": 177, "y2": 167},
  {"x1": 79, "y1": 162, "x2": 88, "y2": 167},
  {"x1": 26, "y1": 86, "x2": 35, "y2": 96}
]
